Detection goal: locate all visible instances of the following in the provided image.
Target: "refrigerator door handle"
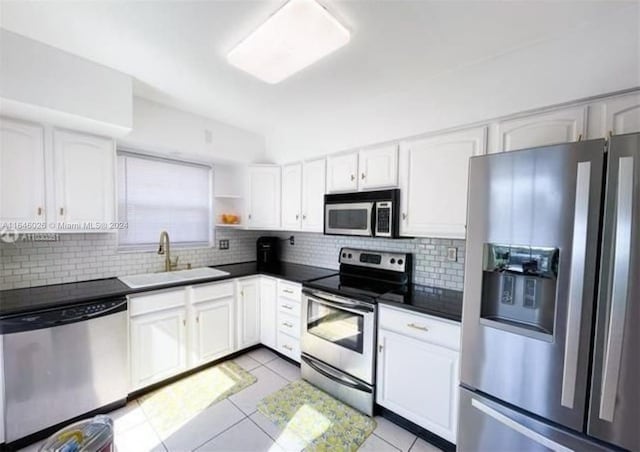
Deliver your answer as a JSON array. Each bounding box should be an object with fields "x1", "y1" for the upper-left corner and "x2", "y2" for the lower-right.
[
  {"x1": 471, "y1": 399, "x2": 574, "y2": 452},
  {"x1": 562, "y1": 161, "x2": 591, "y2": 409},
  {"x1": 599, "y1": 156, "x2": 634, "y2": 422}
]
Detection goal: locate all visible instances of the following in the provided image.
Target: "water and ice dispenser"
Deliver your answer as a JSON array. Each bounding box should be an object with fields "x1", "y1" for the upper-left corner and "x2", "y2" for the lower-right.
[{"x1": 480, "y1": 244, "x2": 559, "y2": 339}]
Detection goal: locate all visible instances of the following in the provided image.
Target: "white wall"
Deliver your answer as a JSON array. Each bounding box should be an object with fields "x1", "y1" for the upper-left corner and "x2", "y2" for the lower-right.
[
  {"x1": 0, "y1": 29, "x2": 133, "y2": 136},
  {"x1": 265, "y1": 4, "x2": 640, "y2": 163},
  {"x1": 120, "y1": 97, "x2": 266, "y2": 164}
]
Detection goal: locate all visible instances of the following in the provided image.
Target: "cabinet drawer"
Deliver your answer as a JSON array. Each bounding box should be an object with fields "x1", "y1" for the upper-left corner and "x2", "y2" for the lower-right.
[
  {"x1": 277, "y1": 281, "x2": 301, "y2": 301},
  {"x1": 278, "y1": 311, "x2": 301, "y2": 338},
  {"x1": 276, "y1": 331, "x2": 301, "y2": 362},
  {"x1": 278, "y1": 298, "x2": 301, "y2": 317},
  {"x1": 379, "y1": 305, "x2": 461, "y2": 351},
  {"x1": 191, "y1": 281, "x2": 234, "y2": 303},
  {"x1": 129, "y1": 288, "x2": 186, "y2": 317}
]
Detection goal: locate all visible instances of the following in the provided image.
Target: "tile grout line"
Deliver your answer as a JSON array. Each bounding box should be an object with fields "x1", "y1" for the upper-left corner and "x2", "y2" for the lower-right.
[
  {"x1": 191, "y1": 413, "x2": 250, "y2": 452},
  {"x1": 371, "y1": 432, "x2": 403, "y2": 452},
  {"x1": 408, "y1": 436, "x2": 419, "y2": 451}
]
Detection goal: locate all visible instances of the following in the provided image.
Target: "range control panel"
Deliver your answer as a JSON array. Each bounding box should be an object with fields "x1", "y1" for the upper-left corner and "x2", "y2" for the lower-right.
[{"x1": 339, "y1": 248, "x2": 409, "y2": 273}]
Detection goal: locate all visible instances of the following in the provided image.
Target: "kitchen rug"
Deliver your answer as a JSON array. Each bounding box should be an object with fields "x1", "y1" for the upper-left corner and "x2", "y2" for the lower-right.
[
  {"x1": 138, "y1": 361, "x2": 256, "y2": 437},
  {"x1": 257, "y1": 379, "x2": 376, "y2": 451}
]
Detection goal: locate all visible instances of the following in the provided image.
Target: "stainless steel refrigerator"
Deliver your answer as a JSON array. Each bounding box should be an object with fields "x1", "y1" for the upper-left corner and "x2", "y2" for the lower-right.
[{"x1": 458, "y1": 132, "x2": 639, "y2": 451}]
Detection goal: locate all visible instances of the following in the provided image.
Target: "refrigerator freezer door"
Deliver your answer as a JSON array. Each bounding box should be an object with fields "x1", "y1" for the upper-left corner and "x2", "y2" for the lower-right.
[
  {"x1": 458, "y1": 388, "x2": 610, "y2": 452},
  {"x1": 588, "y1": 133, "x2": 640, "y2": 451},
  {"x1": 461, "y1": 140, "x2": 605, "y2": 430}
]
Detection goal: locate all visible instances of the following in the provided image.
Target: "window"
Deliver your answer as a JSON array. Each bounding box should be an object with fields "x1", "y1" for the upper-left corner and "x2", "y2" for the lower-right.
[{"x1": 118, "y1": 151, "x2": 212, "y2": 249}]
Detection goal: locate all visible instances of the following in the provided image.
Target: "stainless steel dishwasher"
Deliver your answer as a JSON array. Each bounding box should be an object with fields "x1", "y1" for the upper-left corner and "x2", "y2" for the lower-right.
[{"x1": 1, "y1": 297, "x2": 128, "y2": 443}]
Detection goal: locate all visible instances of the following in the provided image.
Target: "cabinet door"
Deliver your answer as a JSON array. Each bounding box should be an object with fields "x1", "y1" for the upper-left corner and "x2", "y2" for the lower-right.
[
  {"x1": 237, "y1": 278, "x2": 261, "y2": 349},
  {"x1": 358, "y1": 144, "x2": 398, "y2": 190},
  {"x1": 301, "y1": 159, "x2": 326, "y2": 232},
  {"x1": 0, "y1": 118, "x2": 45, "y2": 224},
  {"x1": 400, "y1": 126, "x2": 486, "y2": 238},
  {"x1": 605, "y1": 93, "x2": 640, "y2": 136},
  {"x1": 281, "y1": 163, "x2": 302, "y2": 231},
  {"x1": 191, "y1": 297, "x2": 234, "y2": 367},
  {"x1": 53, "y1": 130, "x2": 115, "y2": 225},
  {"x1": 496, "y1": 106, "x2": 586, "y2": 152},
  {"x1": 130, "y1": 307, "x2": 187, "y2": 390},
  {"x1": 247, "y1": 166, "x2": 281, "y2": 229},
  {"x1": 326, "y1": 153, "x2": 358, "y2": 193},
  {"x1": 377, "y1": 329, "x2": 459, "y2": 443},
  {"x1": 260, "y1": 278, "x2": 278, "y2": 349}
]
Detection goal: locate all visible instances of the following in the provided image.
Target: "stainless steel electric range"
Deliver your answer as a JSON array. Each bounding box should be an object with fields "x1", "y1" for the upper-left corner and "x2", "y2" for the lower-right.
[{"x1": 301, "y1": 247, "x2": 412, "y2": 415}]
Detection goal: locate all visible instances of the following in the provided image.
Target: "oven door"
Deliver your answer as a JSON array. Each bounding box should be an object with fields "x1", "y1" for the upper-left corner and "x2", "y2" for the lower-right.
[
  {"x1": 301, "y1": 290, "x2": 376, "y2": 384},
  {"x1": 325, "y1": 202, "x2": 374, "y2": 236}
]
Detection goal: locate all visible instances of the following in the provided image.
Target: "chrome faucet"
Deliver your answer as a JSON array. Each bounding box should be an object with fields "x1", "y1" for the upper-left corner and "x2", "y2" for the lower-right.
[{"x1": 157, "y1": 230, "x2": 178, "y2": 272}]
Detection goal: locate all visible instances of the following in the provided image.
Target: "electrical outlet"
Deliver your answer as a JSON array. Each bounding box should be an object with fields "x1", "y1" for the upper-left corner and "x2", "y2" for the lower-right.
[
  {"x1": 219, "y1": 239, "x2": 229, "y2": 250},
  {"x1": 289, "y1": 235, "x2": 295, "y2": 245},
  {"x1": 447, "y1": 247, "x2": 458, "y2": 262}
]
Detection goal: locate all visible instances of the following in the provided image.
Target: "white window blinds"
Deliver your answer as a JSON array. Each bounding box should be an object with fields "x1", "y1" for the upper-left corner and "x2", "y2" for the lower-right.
[{"x1": 118, "y1": 152, "x2": 212, "y2": 248}]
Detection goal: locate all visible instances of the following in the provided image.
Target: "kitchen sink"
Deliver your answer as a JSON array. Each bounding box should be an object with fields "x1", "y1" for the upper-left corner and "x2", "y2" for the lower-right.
[{"x1": 118, "y1": 267, "x2": 230, "y2": 289}]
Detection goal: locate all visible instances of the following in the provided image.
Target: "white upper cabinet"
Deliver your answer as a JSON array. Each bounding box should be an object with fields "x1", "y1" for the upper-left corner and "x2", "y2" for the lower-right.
[
  {"x1": 247, "y1": 165, "x2": 281, "y2": 229},
  {"x1": 301, "y1": 158, "x2": 326, "y2": 232},
  {"x1": 326, "y1": 152, "x2": 358, "y2": 193},
  {"x1": 53, "y1": 129, "x2": 115, "y2": 226},
  {"x1": 326, "y1": 146, "x2": 399, "y2": 193},
  {"x1": 0, "y1": 118, "x2": 45, "y2": 224},
  {"x1": 496, "y1": 106, "x2": 587, "y2": 152},
  {"x1": 605, "y1": 93, "x2": 640, "y2": 136},
  {"x1": 400, "y1": 126, "x2": 486, "y2": 239},
  {"x1": 281, "y1": 163, "x2": 302, "y2": 231},
  {"x1": 358, "y1": 144, "x2": 398, "y2": 190}
]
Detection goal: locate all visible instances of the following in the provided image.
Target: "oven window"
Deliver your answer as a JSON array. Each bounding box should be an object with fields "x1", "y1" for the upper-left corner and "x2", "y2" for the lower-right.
[
  {"x1": 328, "y1": 209, "x2": 369, "y2": 230},
  {"x1": 307, "y1": 299, "x2": 364, "y2": 353}
]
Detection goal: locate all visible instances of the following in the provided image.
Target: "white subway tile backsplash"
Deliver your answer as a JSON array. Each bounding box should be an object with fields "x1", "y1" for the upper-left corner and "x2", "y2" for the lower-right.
[{"x1": 0, "y1": 229, "x2": 465, "y2": 292}]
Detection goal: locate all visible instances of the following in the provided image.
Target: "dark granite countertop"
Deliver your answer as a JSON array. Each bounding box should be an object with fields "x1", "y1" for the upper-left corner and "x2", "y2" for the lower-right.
[
  {"x1": 377, "y1": 284, "x2": 463, "y2": 322},
  {"x1": 0, "y1": 261, "x2": 337, "y2": 317}
]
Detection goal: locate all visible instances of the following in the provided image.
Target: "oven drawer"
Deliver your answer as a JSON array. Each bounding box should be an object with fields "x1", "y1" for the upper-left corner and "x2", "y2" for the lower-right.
[
  {"x1": 278, "y1": 298, "x2": 301, "y2": 316},
  {"x1": 278, "y1": 281, "x2": 302, "y2": 301},
  {"x1": 277, "y1": 331, "x2": 301, "y2": 362},
  {"x1": 278, "y1": 311, "x2": 301, "y2": 338},
  {"x1": 378, "y1": 305, "x2": 461, "y2": 351}
]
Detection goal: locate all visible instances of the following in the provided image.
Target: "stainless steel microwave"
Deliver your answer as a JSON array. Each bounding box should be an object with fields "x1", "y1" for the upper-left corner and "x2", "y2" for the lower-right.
[{"x1": 324, "y1": 189, "x2": 400, "y2": 238}]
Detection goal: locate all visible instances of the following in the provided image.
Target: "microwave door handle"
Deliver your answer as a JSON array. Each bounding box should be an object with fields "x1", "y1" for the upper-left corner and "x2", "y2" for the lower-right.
[{"x1": 371, "y1": 202, "x2": 377, "y2": 236}]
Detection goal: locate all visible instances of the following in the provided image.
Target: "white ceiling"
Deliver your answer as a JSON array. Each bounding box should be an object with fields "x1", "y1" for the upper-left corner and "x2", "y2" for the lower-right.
[{"x1": 1, "y1": 0, "x2": 638, "y2": 160}]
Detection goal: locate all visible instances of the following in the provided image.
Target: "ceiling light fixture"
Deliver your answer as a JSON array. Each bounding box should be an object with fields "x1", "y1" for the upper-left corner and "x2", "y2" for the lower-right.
[{"x1": 227, "y1": 0, "x2": 350, "y2": 84}]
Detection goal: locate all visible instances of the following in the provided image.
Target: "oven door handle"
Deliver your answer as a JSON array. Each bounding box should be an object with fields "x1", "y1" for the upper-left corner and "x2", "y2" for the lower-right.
[
  {"x1": 302, "y1": 355, "x2": 372, "y2": 393},
  {"x1": 304, "y1": 291, "x2": 375, "y2": 314}
]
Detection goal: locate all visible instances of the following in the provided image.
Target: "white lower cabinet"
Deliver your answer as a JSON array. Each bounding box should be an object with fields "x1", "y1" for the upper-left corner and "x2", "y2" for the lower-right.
[
  {"x1": 276, "y1": 280, "x2": 302, "y2": 362},
  {"x1": 376, "y1": 305, "x2": 460, "y2": 443},
  {"x1": 236, "y1": 277, "x2": 261, "y2": 349},
  {"x1": 130, "y1": 303, "x2": 188, "y2": 391},
  {"x1": 260, "y1": 277, "x2": 278, "y2": 349},
  {"x1": 189, "y1": 282, "x2": 235, "y2": 367}
]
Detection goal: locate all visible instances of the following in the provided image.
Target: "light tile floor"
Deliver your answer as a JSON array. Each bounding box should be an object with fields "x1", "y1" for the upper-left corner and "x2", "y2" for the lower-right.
[{"x1": 19, "y1": 348, "x2": 442, "y2": 452}]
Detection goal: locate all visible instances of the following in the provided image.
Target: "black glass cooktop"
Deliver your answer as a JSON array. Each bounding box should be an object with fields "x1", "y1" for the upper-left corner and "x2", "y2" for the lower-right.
[{"x1": 303, "y1": 275, "x2": 406, "y2": 302}]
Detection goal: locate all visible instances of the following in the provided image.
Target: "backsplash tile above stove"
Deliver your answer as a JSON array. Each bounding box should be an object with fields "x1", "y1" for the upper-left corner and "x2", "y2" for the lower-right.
[{"x1": 271, "y1": 232, "x2": 465, "y2": 291}]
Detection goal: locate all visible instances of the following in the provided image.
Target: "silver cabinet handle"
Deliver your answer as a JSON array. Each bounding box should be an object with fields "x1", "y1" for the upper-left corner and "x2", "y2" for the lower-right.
[
  {"x1": 248, "y1": 214, "x2": 252, "y2": 220},
  {"x1": 302, "y1": 214, "x2": 307, "y2": 220},
  {"x1": 599, "y1": 156, "x2": 634, "y2": 422},
  {"x1": 350, "y1": 174, "x2": 355, "y2": 181},
  {"x1": 283, "y1": 344, "x2": 293, "y2": 351},
  {"x1": 471, "y1": 399, "x2": 572, "y2": 452},
  {"x1": 562, "y1": 161, "x2": 591, "y2": 409},
  {"x1": 59, "y1": 207, "x2": 65, "y2": 216},
  {"x1": 282, "y1": 304, "x2": 293, "y2": 310},
  {"x1": 407, "y1": 322, "x2": 428, "y2": 332},
  {"x1": 283, "y1": 289, "x2": 294, "y2": 294},
  {"x1": 295, "y1": 214, "x2": 299, "y2": 220},
  {"x1": 402, "y1": 213, "x2": 407, "y2": 220},
  {"x1": 361, "y1": 173, "x2": 366, "y2": 180},
  {"x1": 37, "y1": 207, "x2": 42, "y2": 216},
  {"x1": 282, "y1": 321, "x2": 293, "y2": 328}
]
